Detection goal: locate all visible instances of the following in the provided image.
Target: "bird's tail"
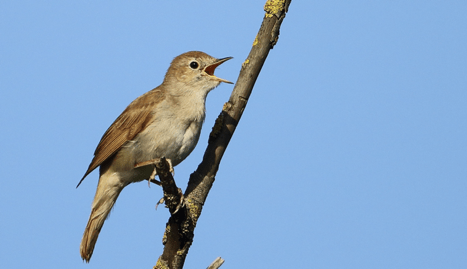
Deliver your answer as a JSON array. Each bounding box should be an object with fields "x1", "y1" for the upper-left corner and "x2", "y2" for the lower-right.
[{"x1": 80, "y1": 173, "x2": 124, "y2": 262}]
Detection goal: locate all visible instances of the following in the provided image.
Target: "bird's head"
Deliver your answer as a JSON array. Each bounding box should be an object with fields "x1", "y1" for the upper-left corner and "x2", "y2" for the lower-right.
[{"x1": 164, "y1": 51, "x2": 233, "y2": 95}]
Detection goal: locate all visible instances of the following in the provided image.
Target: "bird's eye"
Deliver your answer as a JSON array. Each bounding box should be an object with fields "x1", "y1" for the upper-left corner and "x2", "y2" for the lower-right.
[{"x1": 190, "y1": 61, "x2": 199, "y2": 69}]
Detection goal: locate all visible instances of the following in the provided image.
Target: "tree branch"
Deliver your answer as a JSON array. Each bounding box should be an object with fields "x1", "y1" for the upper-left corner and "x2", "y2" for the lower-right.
[
  {"x1": 207, "y1": 257, "x2": 225, "y2": 269},
  {"x1": 154, "y1": 1, "x2": 291, "y2": 268}
]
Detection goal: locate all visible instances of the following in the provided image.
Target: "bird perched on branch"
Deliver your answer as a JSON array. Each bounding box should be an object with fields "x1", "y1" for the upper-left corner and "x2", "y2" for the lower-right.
[{"x1": 77, "y1": 51, "x2": 232, "y2": 262}]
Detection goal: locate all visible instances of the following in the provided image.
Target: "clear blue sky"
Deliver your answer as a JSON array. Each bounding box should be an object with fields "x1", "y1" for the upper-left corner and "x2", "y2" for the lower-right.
[{"x1": 1, "y1": 1, "x2": 466, "y2": 268}]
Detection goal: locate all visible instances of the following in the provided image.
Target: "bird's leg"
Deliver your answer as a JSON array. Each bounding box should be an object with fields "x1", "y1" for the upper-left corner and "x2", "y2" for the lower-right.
[
  {"x1": 134, "y1": 158, "x2": 174, "y2": 187},
  {"x1": 135, "y1": 158, "x2": 183, "y2": 213},
  {"x1": 166, "y1": 158, "x2": 174, "y2": 175},
  {"x1": 147, "y1": 167, "x2": 161, "y2": 187}
]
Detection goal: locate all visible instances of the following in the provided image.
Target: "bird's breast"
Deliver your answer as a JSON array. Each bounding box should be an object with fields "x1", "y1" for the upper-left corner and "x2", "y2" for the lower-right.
[
  {"x1": 130, "y1": 112, "x2": 205, "y2": 168},
  {"x1": 177, "y1": 119, "x2": 203, "y2": 162}
]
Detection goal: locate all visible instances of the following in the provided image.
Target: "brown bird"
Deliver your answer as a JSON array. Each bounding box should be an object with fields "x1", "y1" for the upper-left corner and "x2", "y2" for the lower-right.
[{"x1": 77, "y1": 51, "x2": 232, "y2": 262}]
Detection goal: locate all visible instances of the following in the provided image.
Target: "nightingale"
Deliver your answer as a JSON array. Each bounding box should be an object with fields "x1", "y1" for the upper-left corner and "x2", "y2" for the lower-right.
[{"x1": 77, "y1": 51, "x2": 232, "y2": 262}]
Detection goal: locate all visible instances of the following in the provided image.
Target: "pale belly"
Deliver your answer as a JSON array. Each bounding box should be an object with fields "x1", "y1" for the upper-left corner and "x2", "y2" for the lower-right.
[{"x1": 115, "y1": 118, "x2": 203, "y2": 179}]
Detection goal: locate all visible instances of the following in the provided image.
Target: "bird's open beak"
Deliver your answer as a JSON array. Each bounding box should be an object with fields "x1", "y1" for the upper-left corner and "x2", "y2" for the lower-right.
[{"x1": 204, "y1": 57, "x2": 233, "y2": 84}]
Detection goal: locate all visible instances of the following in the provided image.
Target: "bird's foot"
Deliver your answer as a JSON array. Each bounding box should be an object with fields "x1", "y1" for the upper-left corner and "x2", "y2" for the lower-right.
[
  {"x1": 148, "y1": 169, "x2": 161, "y2": 187},
  {"x1": 173, "y1": 188, "x2": 184, "y2": 214},
  {"x1": 155, "y1": 189, "x2": 184, "y2": 214},
  {"x1": 165, "y1": 158, "x2": 174, "y2": 175},
  {"x1": 134, "y1": 158, "x2": 174, "y2": 187},
  {"x1": 155, "y1": 197, "x2": 165, "y2": 210}
]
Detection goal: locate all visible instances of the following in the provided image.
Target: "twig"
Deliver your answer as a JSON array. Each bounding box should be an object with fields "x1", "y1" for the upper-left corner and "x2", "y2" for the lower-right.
[{"x1": 207, "y1": 257, "x2": 225, "y2": 269}]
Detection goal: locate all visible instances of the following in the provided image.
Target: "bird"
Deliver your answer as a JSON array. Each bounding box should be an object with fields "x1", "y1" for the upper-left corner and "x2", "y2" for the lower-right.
[{"x1": 77, "y1": 51, "x2": 232, "y2": 262}]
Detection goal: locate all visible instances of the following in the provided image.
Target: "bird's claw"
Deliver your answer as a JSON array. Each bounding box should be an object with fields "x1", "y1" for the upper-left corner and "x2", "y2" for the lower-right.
[
  {"x1": 173, "y1": 190, "x2": 184, "y2": 214},
  {"x1": 155, "y1": 189, "x2": 184, "y2": 214},
  {"x1": 146, "y1": 167, "x2": 162, "y2": 187},
  {"x1": 155, "y1": 197, "x2": 165, "y2": 210},
  {"x1": 134, "y1": 158, "x2": 174, "y2": 187}
]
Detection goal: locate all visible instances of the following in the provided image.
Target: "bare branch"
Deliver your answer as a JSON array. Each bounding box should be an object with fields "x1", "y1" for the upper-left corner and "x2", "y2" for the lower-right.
[
  {"x1": 207, "y1": 257, "x2": 225, "y2": 269},
  {"x1": 154, "y1": 1, "x2": 292, "y2": 268}
]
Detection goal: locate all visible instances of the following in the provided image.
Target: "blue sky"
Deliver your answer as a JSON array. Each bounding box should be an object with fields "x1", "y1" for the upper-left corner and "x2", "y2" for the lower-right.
[{"x1": 1, "y1": 1, "x2": 466, "y2": 268}]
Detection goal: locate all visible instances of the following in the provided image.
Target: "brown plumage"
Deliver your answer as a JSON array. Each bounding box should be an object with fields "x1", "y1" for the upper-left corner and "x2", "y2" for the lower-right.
[
  {"x1": 78, "y1": 51, "x2": 232, "y2": 262},
  {"x1": 77, "y1": 89, "x2": 165, "y2": 187}
]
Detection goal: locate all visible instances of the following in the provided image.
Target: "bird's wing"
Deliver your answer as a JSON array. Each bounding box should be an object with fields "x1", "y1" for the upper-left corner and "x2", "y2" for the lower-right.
[{"x1": 77, "y1": 88, "x2": 165, "y2": 187}]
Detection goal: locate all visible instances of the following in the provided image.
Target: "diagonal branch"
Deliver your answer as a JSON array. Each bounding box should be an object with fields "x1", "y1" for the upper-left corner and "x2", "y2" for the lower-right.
[{"x1": 154, "y1": 1, "x2": 292, "y2": 268}]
